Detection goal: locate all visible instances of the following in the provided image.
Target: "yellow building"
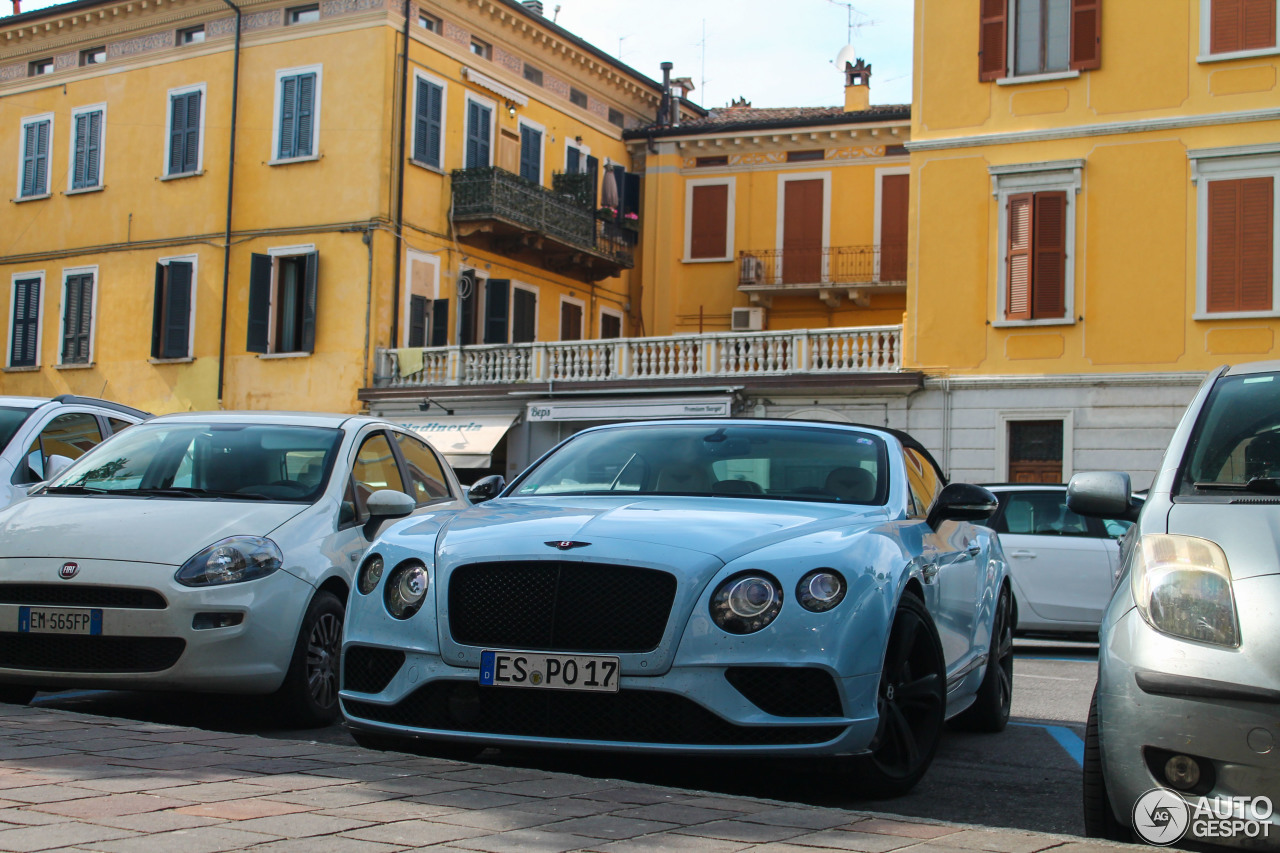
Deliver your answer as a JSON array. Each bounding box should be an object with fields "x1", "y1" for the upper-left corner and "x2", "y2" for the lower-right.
[
  {"x1": 906, "y1": 0, "x2": 1280, "y2": 486},
  {"x1": 0, "y1": 0, "x2": 663, "y2": 457}
]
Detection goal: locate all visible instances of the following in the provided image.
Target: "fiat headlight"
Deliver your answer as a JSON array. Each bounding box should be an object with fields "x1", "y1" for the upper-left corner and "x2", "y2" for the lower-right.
[
  {"x1": 176, "y1": 536, "x2": 283, "y2": 587},
  {"x1": 1131, "y1": 534, "x2": 1239, "y2": 647},
  {"x1": 384, "y1": 560, "x2": 428, "y2": 619},
  {"x1": 710, "y1": 572, "x2": 782, "y2": 634}
]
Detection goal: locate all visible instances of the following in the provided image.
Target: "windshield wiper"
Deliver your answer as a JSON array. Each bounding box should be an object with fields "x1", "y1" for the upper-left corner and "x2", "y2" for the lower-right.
[
  {"x1": 112, "y1": 487, "x2": 271, "y2": 500},
  {"x1": 43, "y1": 484, "x2": 109, "y2": 494},
  {"x1": 1194, "y1": 477, "x2": 1280, "y2": 495}
]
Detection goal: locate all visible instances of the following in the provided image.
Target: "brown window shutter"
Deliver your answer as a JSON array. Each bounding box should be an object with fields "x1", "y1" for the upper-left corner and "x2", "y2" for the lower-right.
[
  {"x1": 1243, "y1": 0, "x2": 1277, "y2": 49},
  {"x1": 979, "y1": 0, "x2": 1008, "y2": 81},
  {"x1": 1207, "y1": 179, "x2": 1241, "y2": 312},
  {"x1": 1069, "y1": 0, "x2": 1102, "y2": 70},
  {"x1": 1241, "y1": 176, "x2": 1274, "y2": 310},
  {"x1": 1006, "y1": 193, "x2": 1033, "y2": 320},
  {"x1": 689, "y1": 184, "x2": 729, "y2": 259},
  {"x1": 1211, "y1": 0, "x2": 1243, "y2": 53},
  {"x1": 1032, "y1": 192, "x2": 1068, "y2": 318}
]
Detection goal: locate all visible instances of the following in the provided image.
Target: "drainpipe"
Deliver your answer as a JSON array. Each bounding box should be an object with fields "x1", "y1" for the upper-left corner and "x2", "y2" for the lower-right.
[
  {"x1": 215, "y1": 0, "x2": 242, "y2": 406},
  {"x1": 389, "y1": 0, "x2": 411, "y2": 348}
]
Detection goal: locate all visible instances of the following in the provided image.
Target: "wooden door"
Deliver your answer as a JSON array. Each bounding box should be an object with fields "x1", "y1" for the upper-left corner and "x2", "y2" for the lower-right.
[
  {"x1": 782, "y1": 179, "x2": 824, "y2": 284},
  {"x1": 880, "y1": 174, "x2": 909, "y2": 282}
]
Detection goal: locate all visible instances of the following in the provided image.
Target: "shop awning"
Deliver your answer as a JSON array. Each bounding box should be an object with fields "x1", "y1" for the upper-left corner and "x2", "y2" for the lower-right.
[
  {"x1": 395, "y1": 414, "x2": 518, "y2": 469},
  {"x1": 525, "y1": 396, "x2": 733, "y2": 422}
]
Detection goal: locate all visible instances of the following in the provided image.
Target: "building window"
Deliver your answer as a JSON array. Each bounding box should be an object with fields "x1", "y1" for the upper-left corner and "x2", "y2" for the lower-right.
[
  {"x1": 464, "y1": 97, "x2": 493, "y2": 169},
  {"x1": 569, "y1": 87, "x2": 588, "y2": 109},
  {"x1": 978, "y1": 0, "x2": 1100, "y2": 80},
  {"x1": 286, "y1": 4, "x2": 320, "y2": 24},
  {"x1": 600, "y1": 309, "x2": 623, "y2": 339},
  {"x1": 1192, "y1": 147, "x2": 1279, "y2": 317},
  {"x1": 1207, "y1": 0, "x2": 1277, "y2": 54},
  {"x1": 80, "y1": 47, "x2": 106, "y2": 66},
  {"x1": 69, "y1": 106, "x2": 105, "y2": 191},
  {"x1": 418, "y1": 11, "x2": 440, "y2": 32},
  {"x1": 152, "y1": 259, "x2": 195, "y2": 359},
  {"x1": 1007, "y1": 420, "x2": 1064, "y2": 483},
  {"x1": 60, "y1": 271, "x2": 95, "y2": 365},
  {"x1": 167, "y1": 86, "x2": 204, "y2": 177},
  {"x1": 685, "y1": 179, "x2": 734, "y2": 262},
  {"x1": 608, "y1": 107, "x2": 625, "y2": 128},
  {"x1": 19, "y1": 115, "x2": 52, "y2": 199},
  {"x1": 787, "y1": 149, "x2": 825, "y2": 163},
  {"x1": 247, "y1": 250, "x2": 318, "y2": 355},
  {"x1": 458, "y1": 277, "x2": 536, "y2": 345},
  {"x1": 28, "y1": 58, "x2": 53, "y2": 76},
  {"x1": 519, "y1": 121, "x2": 543, "y2": 184},
  {"x1": 560, "y1": 298, "x2": 584, "y2": 341},
  {"x1": 470, "y1": 37, "x2": 491, "y2": 59},
  {"x1": 412, "y1": 74, "x2": 444, "y2": 169},
  {"x1": 991, "y1": 160, "x2": 1080, "y2": 324},
  {"x1": 404, "y1": 252, "x2": 445, "y2": 348},
  {"x1": 274, "y1": 67, "x2": 321, "y2": 161},
  {"x1": 179, "y1": 25, "x2": 206, "y2": 44},
  {"x1": 8, "y1": 274, "x2": 42, "y2": 369},
  {"x1": 523, "y1": 64, "x2": 543, "y2": 86},
  {"x1": 695, "y1": 156, "x2": 728, "y2": 168}
]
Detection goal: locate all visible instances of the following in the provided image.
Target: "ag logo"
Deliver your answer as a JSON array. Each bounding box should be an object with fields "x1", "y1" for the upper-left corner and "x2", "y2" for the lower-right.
[
  {"x1": 1133, "y1": 788, "x2": 1190, "y2": 845},
  {"x1": 58, "y1": 562, "x2": 79, "y2": 580}
]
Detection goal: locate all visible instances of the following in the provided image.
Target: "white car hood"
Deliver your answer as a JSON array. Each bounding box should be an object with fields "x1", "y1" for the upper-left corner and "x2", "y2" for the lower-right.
[{"x1": 0, "y1": 496, "x2": 307, "y2": 565}]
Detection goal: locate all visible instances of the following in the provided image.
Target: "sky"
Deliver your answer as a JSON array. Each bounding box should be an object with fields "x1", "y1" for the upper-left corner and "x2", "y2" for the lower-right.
[{"x1": 8, "y1": 0, "x2": 915, "y2": 110}]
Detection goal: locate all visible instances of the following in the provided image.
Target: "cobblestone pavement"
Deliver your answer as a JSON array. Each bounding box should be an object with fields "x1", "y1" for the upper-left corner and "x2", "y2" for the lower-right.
[{"x1": 0, "y1": 704, "x2": 1147, "y2": 853}]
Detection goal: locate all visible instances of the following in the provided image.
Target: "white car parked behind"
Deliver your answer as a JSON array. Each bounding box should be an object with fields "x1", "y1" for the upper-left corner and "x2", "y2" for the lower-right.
[{"x1": 0, "y1": 411, "x2": 469, "y2": 726}]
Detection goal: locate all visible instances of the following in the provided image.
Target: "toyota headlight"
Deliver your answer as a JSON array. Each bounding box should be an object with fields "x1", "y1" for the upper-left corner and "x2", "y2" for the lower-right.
[
  {"x1": 176, "y1": 536, "x2": 283, "y2": 587},
  {"x1": 710, "y1": 572, "x2": 782, "y2": 634},
  {"x1": 1132, "y1": 534, "x2": 1239, "y2": 647}
]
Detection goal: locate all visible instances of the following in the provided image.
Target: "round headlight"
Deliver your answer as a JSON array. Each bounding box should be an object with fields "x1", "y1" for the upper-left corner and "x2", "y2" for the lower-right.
[
  {"x1": 384, "y1": 560, "x2": 428, "y2": 619},
  {"x1": 175, "y1": 536, "x2": 283, "y2": 587},
  {"x1": 357, "y1": 554, "x2": 384, "y2": 595},
  {"x1": 797, "y1": 569, "x2": 846, "y2": 612},
  {"x1": 710, "y1": 572, "x2": 782, "y2": 634}
]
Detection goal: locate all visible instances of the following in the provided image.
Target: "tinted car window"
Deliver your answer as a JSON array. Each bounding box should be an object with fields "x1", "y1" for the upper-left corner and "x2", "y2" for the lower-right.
[
  {"x1": 1181, "y1": 370, "x2": 1280, "y2": 494},
  {"x1": 0, "y1": 407, "x2": 32, "y2": 454},
  {"x1": 393, "y1": 432, "x2": 450, "y2": 503},
  {"x1": 107, "y1": 417, "x2": 134, "y2": 435}
]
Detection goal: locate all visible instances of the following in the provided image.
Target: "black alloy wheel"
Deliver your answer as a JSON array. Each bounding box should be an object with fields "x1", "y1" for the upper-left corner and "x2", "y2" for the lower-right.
[
  {"x1": 275, "y1": 590, "x2": 344, "y2": 728},
  {"x1": 306, "y1": 608, "x2": 342, "y2": 712},
  {"x1": 851, "y1": 592, "x2": 947, "y2": 798},
  {"x1": 951, "y1": 585, "x2": 1013, "y2": 731}
]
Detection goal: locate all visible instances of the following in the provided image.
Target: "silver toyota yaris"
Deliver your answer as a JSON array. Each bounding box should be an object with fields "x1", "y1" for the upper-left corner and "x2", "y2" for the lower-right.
[{"x1": 1070, "y1": 361, "x2": 1280, "y2": 850}]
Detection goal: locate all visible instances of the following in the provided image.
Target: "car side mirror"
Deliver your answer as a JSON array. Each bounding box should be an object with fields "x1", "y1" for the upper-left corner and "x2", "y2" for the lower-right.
[
  {"x1": 468, "y1": 474, "x2": 506, "y2": 504},
  {"x1": 1067, "y1": 471, "x2": 1140, "y2": 522},
  {"x1": 926, "y1": 482, "x2": 999, "y2": 529},
  {"x1": 44, "y1": 454, "x2": 74, "y2": 482},
  {"x1": 362, "y1": 489, "x2": 415, "y2": 538}
]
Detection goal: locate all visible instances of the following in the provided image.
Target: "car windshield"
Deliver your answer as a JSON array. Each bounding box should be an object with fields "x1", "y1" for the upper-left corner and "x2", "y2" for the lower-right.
[
  {"x1": 0, "y1": 407, "x2": 33, "y2": 454},
  {"x1": 1180, "y1": 370, "x2": 1280, "y2": 496},
  {"x1": 513, "y1": 423, "x2": 888, "y2": 504},
  {"x1": 43, "y1": 422, "x2": 342, "y2": 502}
]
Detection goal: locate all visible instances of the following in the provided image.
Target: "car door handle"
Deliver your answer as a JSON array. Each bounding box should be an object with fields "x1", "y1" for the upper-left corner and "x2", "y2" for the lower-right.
[
  {"x1": 921, "y1": 562, "x2": 939, "y2": 582},
  {"x1": 1009, "y1": 550, "x2": 1037, "y2": 558},
  {"x1": 967, "y1": 545, "x2": 982, "y2": 556}
]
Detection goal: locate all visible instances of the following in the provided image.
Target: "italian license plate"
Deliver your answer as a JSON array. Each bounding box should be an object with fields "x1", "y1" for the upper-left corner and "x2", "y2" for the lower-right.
[
  {"x1": 479, "y1": 650, "x2": 620, "y2": 693},
  {"x1": 18, "y1": 606, "x2": 102, "y2": 635}
]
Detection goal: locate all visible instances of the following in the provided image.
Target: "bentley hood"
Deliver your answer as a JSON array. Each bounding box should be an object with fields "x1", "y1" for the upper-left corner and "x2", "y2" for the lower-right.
[{"x1": 0, "y1": 495, "x2": 306, "y2": 565}]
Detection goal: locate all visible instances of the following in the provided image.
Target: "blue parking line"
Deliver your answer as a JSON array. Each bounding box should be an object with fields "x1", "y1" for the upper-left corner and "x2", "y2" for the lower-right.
[{"x1": 1012, "y1": 721, "x2": 1085, "y2": 767}]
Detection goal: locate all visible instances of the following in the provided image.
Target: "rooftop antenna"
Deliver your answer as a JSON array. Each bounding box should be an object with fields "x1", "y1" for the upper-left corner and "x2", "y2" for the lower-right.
[
  {"x1": 552, "y1": 4, "x2": 560, "y2": 22},
  {"x1": 827, "y1": 1, "x2": 875, "y2": 67},
  {"x1": 698, "y1": 19, "x2": 707, "y2": 104}
]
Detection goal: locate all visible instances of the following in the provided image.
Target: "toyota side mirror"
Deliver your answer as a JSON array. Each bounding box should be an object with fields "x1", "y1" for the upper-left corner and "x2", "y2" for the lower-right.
[{"x1": 1067, "y1": 472, "x2": 1140, "y2": 522}]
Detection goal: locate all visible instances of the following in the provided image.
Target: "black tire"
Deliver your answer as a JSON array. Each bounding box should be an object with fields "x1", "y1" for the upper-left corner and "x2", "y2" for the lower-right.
[
  {"x1": 275, "y1": 591, "x2": 344, "y2": 728},
  {"x1": 0, "y1": 686, "x2": 37, "y2": 706},
  {"x1": 350, "y1": 728, "x2": 484, "y2": 761},
  {"x1": 1083, "y1": 689, "x2": 1133, "y2": 841},
  {"x1": 951, "y1": 585, "x2": 1013, "y2": 732},
  {"x1": 849, "y1": 593, "x2": 947, "y2": 798}
]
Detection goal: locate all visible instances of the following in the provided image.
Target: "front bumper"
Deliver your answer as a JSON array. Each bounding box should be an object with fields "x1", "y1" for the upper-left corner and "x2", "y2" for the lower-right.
[
  {"x1": 1098, "y1": 597, "x2": 1280, "y2": 850},
  {"x1": 0, "y1": 559, "x2": 313, "y2": 694}
]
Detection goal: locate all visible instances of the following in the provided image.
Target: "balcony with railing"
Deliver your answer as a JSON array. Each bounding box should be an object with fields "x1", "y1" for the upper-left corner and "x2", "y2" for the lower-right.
[
  {"x1": 737, "y1": 244, "x2": 907, "y2": 307},
  {"x1": 374, "y1": 325, "x2": 902, "y2": 389},
  {"x1": 451, "y1": 167, "x2": 634, "y2": 282}
]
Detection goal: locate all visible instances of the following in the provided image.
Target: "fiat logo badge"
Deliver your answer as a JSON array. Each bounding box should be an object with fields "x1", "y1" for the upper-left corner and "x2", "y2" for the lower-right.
[{"x1": 59, "y1": 562, "x2": 79, "y2": 579}]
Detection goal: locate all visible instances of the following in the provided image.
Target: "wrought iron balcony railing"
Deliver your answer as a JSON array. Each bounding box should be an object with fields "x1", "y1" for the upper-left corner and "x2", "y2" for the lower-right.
[
  {"x1": 375, "y1": 325, "x2": 902, "y2": 388},
  {"x1": 451, "y1": 167, "x2": 634, "y2": 279},
  {"x1": 737, "y1": 244, "x2": 907, "y2": 288}
]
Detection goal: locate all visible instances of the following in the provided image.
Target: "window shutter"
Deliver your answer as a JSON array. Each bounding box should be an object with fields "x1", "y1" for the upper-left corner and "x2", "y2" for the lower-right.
[
  {"x1": 1241, "y1": 177, "x2": 1273, "y2": 310},
  {"x1": 519, "y1": 126, "x2": 541, "y2": 183},
  {"x1": 1006, "y1": 193, "x2": 1033, "y2": 320},
  {"x1": 299, "y1": 252, "x2": 319, "y2": 353},
  {"x1": 73, "y1": 113, "x2": 89, "y2": 189},
  {"x1": 21, "y1": 123, "x2": 39, "y2": 196},
  {"x1": 1211, "y1": 0, "x2": 1243, "y2": 53},
  {"x1": 10, "y1": 277, "x2": 39, "y2": 368},
  {"x1": 63, "y1": 275, "x2": 92, "y2": 364},
  {"x1": 279, "y1": 76, "x2": 298, "y2": 159},
  {"x1": 1244, "y1": 0, "x2": 1277, "y2": 49},
  {"x1": 560, "y1": 302, "x2": 582, "y2": 341},
  {"x1": 85, "y1": 111, "x2": 102, "y2": 188},
  {"x1": 623, "y1": 171, "x2": 642, "y2": 218},
  {"x1": 246, "y1": 253, "x2": 273, "y2": 353},
  {"x1": 296, "y1": 73, "x2": 316, "y2": 157},
  {"x1": 586, "y1": 154, "x2": 599, "y2": 206},
  {"x1": 35, "y1": 121, "x2": 49, "y2": 196},
  {"x1": 413, "y1": 79, "x2": 431, "y2": 163},
  {"x1": 408, "y1": 294, "x2": 428, "y2": 347},
  {"x1": 181, "y1": 92, "x2": 201, "y2": 174},
  {"x1": 426, "y1": 82, "x2": 443, "y2": 167},
  {"x1": 689, "y1": 184, "x2": 729, "y2": 259},
  {"x1": 169, "y1": 94, "x2": 187, "y2": 174},
  {"x1": 465, "y1": 102, "x2": 491, "y2": 169},
  {"x1": 430, "y1": 298, "x2": 449, "y2": 346},
  {"x1": 151, "y1": 263, "x2": 166, "y2": 358},
  {"x1": 1069, "y1": 0, "x2": 1101, "y2": 71},
  {"x1": 483, "y1": 279, "x2": 509, "y2": 344},
  {"x1": 979, "y1": 0, "x2": 1008, "y2": 81},
  {"x1": 459, "y1": 274, "x2": 476, "y2": 346},
  {"x1": 1207, "y1": 179, "x2": 1240, "y2": 312},
  {"x1": 566, "y1": 147, "x2": 580, "y2": 174},
  {"x1": 512, "y1": 288, "x2": 536, "y2": 343},
  {"x1": 164, "y1": 261, "x2": 193, "y2": 358},
  {"x1": 1032, "y1": 191, "x2": 1067, "y2": 318}
]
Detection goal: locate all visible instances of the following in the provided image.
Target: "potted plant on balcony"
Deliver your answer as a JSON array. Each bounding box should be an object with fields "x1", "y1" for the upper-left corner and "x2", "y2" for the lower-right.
[
  {"x1": 621, "y1": 211, "x2": 640, "y2": 232},
  {"x1": 596, "y1": 205, "x2": 618, "y2": 222}
]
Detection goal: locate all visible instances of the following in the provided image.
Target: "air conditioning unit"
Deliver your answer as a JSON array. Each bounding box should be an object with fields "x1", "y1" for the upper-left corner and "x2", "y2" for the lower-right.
[
  {"x1": 731, "y1": 306, "x2": 765, "y2": 332},
  {"x1": 739, "y1": 254, "x2": 765, "y2": 285}
]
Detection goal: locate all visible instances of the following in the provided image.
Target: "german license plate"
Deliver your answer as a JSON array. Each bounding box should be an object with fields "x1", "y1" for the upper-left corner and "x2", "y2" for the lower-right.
[
  {"x1": 18, "y1": 607, "x2": 102, "y2": 635},
  {"x1": 479, "y1": 650, "x2": 620, "y2": 693}
]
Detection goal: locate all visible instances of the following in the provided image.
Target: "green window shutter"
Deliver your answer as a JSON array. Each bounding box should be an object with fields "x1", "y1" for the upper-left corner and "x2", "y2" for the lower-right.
[
  {"x1": 519, "y1": 126, "x2": 541, "y2": 183},
  {"x1": 408, "y1": 295, "x2": 428, "y2": 348},
  {"x1": 73, "y1": 113, "x2": 90, "y2": 190},
  {"x1": 164, "y1": 261, "x2": 193, "y2": 358},
  {"x1": 151, "y1": 263, "x2": 166, "y2": 358},
  {"x1": 413, "y1": 79, "x2": 431, "y2": 163},
  {"x1": 84, "y1": 111, "x2": 102, "y2": 188},
  {"x1": 299, "y1": 252, "x2": 319, "y2": 353},
  {"x1": 426, "y1": 82, "x2": 443, "y2": 167},
  {"x1": 22, "y1": 121, "x2": 49, "y2": 197},
  {"x1": 430, "y1": 298, "x2": 449, "y2": 346},
  {"x1": 295, "y1": 73, "x2": 316, "y2": 157},
  {"x1": 459, "y1": 272, "x2": 476, "y2": 346},
  {"x1": 465, "y1": 101, "x2": 491, "y2": 168},
  {"x1": 169, "y1": 94, "x2": 188, "y2": 174},
  {"x1": 246, "y1": 253, "x2": 273, "y2": 353},
  {"x1": 62, "y1": 275, "x2": 93, "y2": 364},
  {"x1": 10, "y1": 277, "x2": 40, "y2": 368},
  {"x1": 183, "y1": 92, "x2": 201, "y2": 173},
  {"x1": 512, "y1": 288, "x2": 536, "y2": 343},
  {"x1": 483, "y1": 279, "x2": 509, "y2": 344},
  {"x1": 279, "y1": 76, "x2": 298, "y2": 159},
  {"x1": 585, "y1": 154, "x2": 599, "y2": 207}
]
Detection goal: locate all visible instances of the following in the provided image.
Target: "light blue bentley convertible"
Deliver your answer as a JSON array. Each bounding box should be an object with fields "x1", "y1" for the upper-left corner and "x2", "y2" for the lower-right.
[{"x1": 340, "y1": 419, "x2": 1011, "y2": 795}]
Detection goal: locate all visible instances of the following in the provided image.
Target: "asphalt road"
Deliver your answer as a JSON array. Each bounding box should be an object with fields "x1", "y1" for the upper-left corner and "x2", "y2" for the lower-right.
[{"x1": 26, "y1": 637, "x2": 1099, "y2": 837}]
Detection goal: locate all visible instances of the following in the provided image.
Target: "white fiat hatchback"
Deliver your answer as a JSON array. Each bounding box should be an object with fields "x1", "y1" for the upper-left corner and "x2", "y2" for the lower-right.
[{"x1": 0, "y1": 411, "x2": 467, "y2": 726}]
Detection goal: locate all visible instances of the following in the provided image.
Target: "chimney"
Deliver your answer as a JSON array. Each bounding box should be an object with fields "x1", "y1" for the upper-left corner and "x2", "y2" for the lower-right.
[
  {"x1": 521, "y1": 0, "x2": 543, "y2": 16},
  {"x1": 660, "y1": 61, "x2": 673, "y2": 127},
  {"x1": 11, "y1": 0, "x2": 21, "y2": 14},
  {"x1": 844, "y1": 58, "x2": 871, "y2": 112}
]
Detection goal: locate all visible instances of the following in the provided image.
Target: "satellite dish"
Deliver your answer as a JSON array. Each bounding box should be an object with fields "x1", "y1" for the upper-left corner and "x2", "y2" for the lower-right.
[{"x1": 835, "y1": 44, "x2": 858, "y2": 69}]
